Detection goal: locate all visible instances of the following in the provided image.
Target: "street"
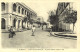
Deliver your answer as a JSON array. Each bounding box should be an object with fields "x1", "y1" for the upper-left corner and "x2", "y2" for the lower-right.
[{"x1": 1, "y1": 28, "x2": 77, "y2": 48}]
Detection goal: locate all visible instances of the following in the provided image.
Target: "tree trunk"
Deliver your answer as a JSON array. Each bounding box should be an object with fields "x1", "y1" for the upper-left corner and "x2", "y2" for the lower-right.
[
  {"x1": 73, "y1": 23, "x2": 75, "y2": 32},
  {"x1": 27, "y1": 21, "x2": 28, "y2": 28}
]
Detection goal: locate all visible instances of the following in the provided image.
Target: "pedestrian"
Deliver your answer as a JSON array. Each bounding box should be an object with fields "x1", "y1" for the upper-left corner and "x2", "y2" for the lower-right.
[
  {"x1": 13, "y1": 27, "x2": 16, "y2": 36},
  {"x1": 8, "y1": 26, "x2": 16, "y2": 38},
  {"x1": 8, "y1": 26, "x2": 13, "y2": 38},
  {"x1": 31, "y1": 25, "x2": 36, "y2": 36},
  {"x1": 42, "y1": 25, "x2": 43, "y2": 30},
  {"x1": 49, "y1": 26, "x2": 53, "y2": 36}
]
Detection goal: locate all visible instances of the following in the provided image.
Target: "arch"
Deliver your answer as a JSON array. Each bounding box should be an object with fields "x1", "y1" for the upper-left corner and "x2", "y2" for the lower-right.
[
  {"x1": 1, "y1": 2, "x2": 5, "y2": 11},
  {"x1": 13, "y1": 3, "x2": 17, "y2": 12},
  {"x1": 1, "y1": 18, "x2": 6, "y2": 29},
  {"x1": 18, "y1": 6, "x2": 20, "y2": 13},
  {"x1": 13, "y1": 18, "x2": 16, "y2": 27}
]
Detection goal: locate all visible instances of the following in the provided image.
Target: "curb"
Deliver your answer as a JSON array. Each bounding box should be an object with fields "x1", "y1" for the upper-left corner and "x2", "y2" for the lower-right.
[
  {"x1": 51, "y1": 32, "x2": 77, "y2": 39},
  {"x1": 55, "y1": 33, "x2": 77, "y2": 38}
]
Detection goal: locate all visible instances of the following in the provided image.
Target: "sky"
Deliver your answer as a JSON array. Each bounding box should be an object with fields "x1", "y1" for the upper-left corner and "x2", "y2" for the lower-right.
[
  {"x1": 23, "y1": 1, "x2": 77, "y2": 22},
  {"x1": 23, "y1": 1, "x2": 58, "y2": 22}
]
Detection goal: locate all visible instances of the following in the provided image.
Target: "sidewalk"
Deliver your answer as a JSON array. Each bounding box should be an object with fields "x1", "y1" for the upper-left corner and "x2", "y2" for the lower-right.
[
  {"x1": 1, "y1": 29, "x2": 24, "y2": 33},
  {"x1": 51, "y1": 32, "x2": 77, "y2": 38}
]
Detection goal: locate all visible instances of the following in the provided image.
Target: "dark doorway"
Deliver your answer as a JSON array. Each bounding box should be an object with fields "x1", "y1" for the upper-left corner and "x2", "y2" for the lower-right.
[
  {"x1": 1, "y1": 18, "x2": 6, "y2": 29},
  {"x1": 13, "y1": 19, "x2": 16, "y2": 27}
]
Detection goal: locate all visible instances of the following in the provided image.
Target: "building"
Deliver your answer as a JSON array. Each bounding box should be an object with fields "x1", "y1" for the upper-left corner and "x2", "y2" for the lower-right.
[
  {"x1": 1, "y1": 2, "x2": 37, "y2": 32},
  {"x1": 56, "y1": 2, "x2": 77, "y2": 32}
]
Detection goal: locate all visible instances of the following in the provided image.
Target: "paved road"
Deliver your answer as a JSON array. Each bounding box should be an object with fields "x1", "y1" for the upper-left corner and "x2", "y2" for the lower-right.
[{"x1": 1, "y1": 28, "x2": 77, "y2": 48}]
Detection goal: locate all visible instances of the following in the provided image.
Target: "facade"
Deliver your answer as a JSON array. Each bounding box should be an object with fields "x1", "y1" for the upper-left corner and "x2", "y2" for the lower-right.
[
  {"x1": 56, "y1": 2, "x2": 76, "y2": 32},
  {"x1": 1, "y1": 2, "x2": 37, "y2": 31}
]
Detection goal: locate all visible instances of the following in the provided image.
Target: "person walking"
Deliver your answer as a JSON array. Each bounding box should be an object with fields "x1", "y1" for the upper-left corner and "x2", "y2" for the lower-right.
[
  {"x1": 8, "y1": 26, "x2": 16, "y2": 38},
  {"x1": 31, "y1": 25, "x2": 36, "y2": 36},
  {"x1": 49, "y1": 28, "x2": 52, "y2": 36},
  {"x1": 8, "y1": 26, "x2": 13, "y2": 38},
  {"x1": 42, "y1": 25, "x2": 43, "y2": 30},
  {"x1": 13, "y1": 27, "x2": 16, "y2": 36},
  {"x1": 49, "y1": 25, "x2": 53, "y2": 36}
]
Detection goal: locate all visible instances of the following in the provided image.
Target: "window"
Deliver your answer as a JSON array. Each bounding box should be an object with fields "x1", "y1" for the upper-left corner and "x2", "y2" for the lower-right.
[
  {"x1": 22, "y1": 8, "x2": 24, "y2": 14},
  {"x1": 27, "y1": 12, "x2": 30, "y2": 17},
  {"x1": 1, "y1": 2, "x2": 5, "y2": 11},
  {"x1": 13, "y1": 3, "x2": 17, "y2": 12},
  {"x1": 1, "y1": 18, "x2": 5, "y2": 29},
  {"x1": 24, "y1": 10, "x2": 26, "y2": 15},
  {"x1": 18, "y1": 6, "x2": 20, "y2": 13},
  {"x1": 27, "y1": 12, "x2": 29, "y2": 16}
]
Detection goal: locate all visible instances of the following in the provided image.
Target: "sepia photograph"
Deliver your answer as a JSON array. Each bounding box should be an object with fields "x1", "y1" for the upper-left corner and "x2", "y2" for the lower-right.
[{"x1": 1, "y1": 1, "x2": 77, "y2": 48}]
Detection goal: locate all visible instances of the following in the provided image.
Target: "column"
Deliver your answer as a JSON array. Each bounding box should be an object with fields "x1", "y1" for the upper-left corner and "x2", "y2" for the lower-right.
[
  {"x1": 16, "y1": 5, "x2": 18, "y2": 13},
  {"x1": 24, "y1": 22, "x2": 26, "y2": 28},
  {"x1": 8, "y1": 14, "x2": 12, "y2": 27},
  {"x1": 20, "y1": 20, "x2": 22, "y2": 29},
  {"x1": 8, "y1": 3, "x2": 12, "y2": 13},
  {"x1": 6, "y1": 15, "x2": 10, "y2": 30},
  {"x1": 20, "y1": 8, "x2": 22, "y2": 14},
  {"x1": 16, "y1": 20, "x2": 18, "y2": 30},
  {"x1": 25, "y1": 21, "x2": 27, "y2": 28},
  {"x1": 8, "y1": 16, "x2": 10, "y2": 26},
  {"x1": 6, "y1": 18, "x2": 8, "y2": 30},
  {"x1": 10, "y1": 17, "x2": 13, "y2": 26}
]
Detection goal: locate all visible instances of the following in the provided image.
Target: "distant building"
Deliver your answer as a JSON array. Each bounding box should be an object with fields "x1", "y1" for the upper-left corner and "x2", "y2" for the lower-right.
[
  {"x1": 1, "y1": 2, "x2": 37, "y2": 31},
  {"x1": 56, "y1": 2, "x2": 77, "y2": 32}
]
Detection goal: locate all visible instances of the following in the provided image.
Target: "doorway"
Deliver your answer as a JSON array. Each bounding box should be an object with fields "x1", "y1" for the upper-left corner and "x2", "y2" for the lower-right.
[{"x1": 1, "y1": 18, "x2": 6, "y2": 29}]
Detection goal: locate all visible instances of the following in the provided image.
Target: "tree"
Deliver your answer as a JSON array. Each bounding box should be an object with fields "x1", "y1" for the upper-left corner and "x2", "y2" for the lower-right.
[
  {"x1": 63, "y1": 10, "x2": 77, "y2": 31},
  {"x1": 48, "y1": 11, "x2": 58, "y2": 25},
  {"x1": 48, "y1": 10, "x2": 59, "y2": 31}
]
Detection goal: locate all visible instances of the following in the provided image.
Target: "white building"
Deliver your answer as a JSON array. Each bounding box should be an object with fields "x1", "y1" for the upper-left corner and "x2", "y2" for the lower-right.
[{"x1": 1, "y1": 2, "x2": 37, "y2": 32}]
